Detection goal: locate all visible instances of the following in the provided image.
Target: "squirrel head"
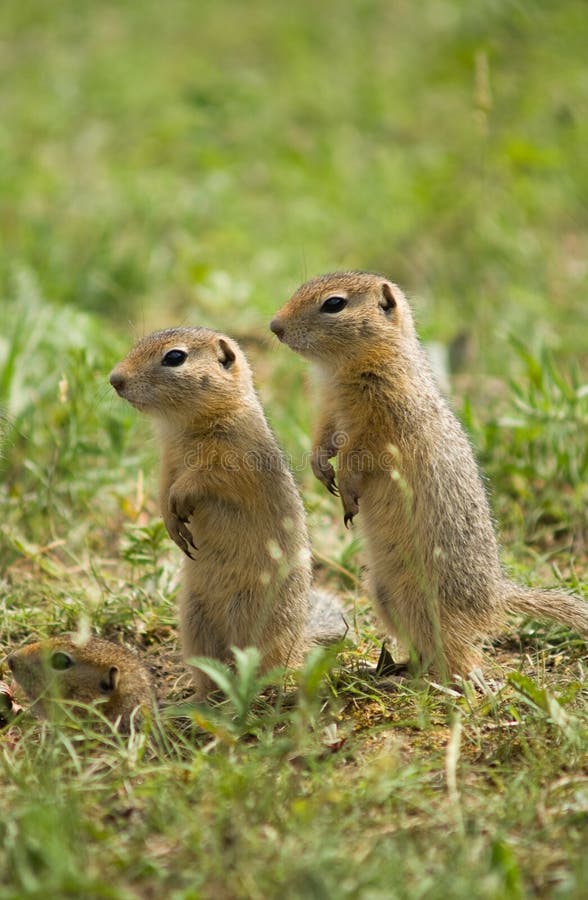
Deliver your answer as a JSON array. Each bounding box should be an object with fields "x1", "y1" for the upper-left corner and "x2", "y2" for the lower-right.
[
  {"x1": 7, "y1": 635, "x2": 150, "y2": 725},
  {"x1": 109, "y1": 328, "x2": 255, "y2": 425},
  {"x1": 270, "y1": 272, "x2": 415, "y2": 367}
]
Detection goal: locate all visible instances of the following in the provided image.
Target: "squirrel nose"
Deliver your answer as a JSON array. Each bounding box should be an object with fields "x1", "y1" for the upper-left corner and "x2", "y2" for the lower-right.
[
  {"x1": 109, "y1": 371, "x2": 126, "y2": 393},
  {"x1": 270, "y1": 318, "x2": 285, "y2": 341},
  {"x1": 7, "y1": 655, "x2": 15, "y2": 673}
]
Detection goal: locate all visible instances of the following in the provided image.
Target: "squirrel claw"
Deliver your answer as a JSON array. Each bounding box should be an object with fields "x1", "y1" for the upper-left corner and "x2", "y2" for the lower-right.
[
  {"x1": 179, "y1": 530, "x2": 198, "y2": 559},
  {"x1": 183, "y1": 546, "x2": 197, "y2": 561},
  {"x1": 184, "y1": 527, "x2": 197, "y2": 548},
  {"x1": 168, "y1": 513, "x2": 198, "y2": 558},
  {"x1": 344, "y1": 513, "x2": 354, "y2": 528},
  {"x1": 182, "y1": 529, "x2": 198, "y2": 552}
]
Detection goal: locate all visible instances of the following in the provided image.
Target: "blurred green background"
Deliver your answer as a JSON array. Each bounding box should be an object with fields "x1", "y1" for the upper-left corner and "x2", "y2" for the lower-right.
[{"x1": 2, "y1": 0, "x2": 587, "y2": 350}]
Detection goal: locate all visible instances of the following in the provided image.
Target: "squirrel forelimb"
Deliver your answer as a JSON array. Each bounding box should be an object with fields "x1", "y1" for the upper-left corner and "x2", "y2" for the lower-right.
[{"x1": 310, "y1": 444, "x2": 339, "y2": 496}]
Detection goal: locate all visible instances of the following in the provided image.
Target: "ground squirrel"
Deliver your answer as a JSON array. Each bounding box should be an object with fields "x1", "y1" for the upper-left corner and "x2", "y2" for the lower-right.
[
  {"x1": 270, "y1": 271, "x2": 588, "y2": 679},
  {"x1": 7, "y1": 635, "x2": 153, "y2": 727},
  {"x1": 110, "y1": 328, "x2": 345, "y2": 698}
]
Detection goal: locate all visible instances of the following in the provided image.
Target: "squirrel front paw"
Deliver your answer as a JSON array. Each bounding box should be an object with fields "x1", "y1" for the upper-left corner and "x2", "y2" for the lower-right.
[
  {"x1": 167, "y1": 493, "x2": 198, "y2": 559},
  {"x1": 311, "y1": 447, "x2": 338, "y2": 496},
  {"x1": 338, "y1": 472, "x2": 362, "y2": 527},
  {"x1": 342, "y1": 495, "x2": 359, "y2": 528}
]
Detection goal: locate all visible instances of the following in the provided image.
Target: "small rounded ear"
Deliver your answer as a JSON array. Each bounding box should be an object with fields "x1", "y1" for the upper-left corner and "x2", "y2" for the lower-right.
[
  {"x1": 379, "y1": 282, "x2": 397, "y2": 313},
  {"x1": 100, "y1": 666, "x2": 120, "y2": 694},
  {"x1": 218, "y1": 338, "x2": 236, "y2": 369}
]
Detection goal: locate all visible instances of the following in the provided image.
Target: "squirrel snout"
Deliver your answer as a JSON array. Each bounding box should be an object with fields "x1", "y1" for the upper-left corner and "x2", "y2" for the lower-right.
[
  {"x1": 109, "y1": 371, "x2": 126, "y2": 393},
  {"x1": 269, "y1": 319, "x2": 285, "y2": 341},
  {"x1": 6, "y1": 655, "x2": 15, "y2": 673}
]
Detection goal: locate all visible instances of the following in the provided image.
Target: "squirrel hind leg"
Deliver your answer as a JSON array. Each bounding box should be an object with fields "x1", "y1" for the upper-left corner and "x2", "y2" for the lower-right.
[
  {"x1": 438, "y1": 642, "x2": 484, "y2": 683},
  {"x1": 372, "y1": 582, "x2": 486, "y2": 682},
  {"x1": 179, "y1": 592, "x2": 231, "y2": 698}
]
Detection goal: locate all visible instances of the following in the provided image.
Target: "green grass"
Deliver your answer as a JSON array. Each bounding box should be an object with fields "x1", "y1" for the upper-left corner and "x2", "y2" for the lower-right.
[{"x1": 1, "y1": 0, "x2": 587, "y2": 897}]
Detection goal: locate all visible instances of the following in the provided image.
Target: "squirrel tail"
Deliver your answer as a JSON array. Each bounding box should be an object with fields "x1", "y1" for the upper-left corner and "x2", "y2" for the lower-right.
[
  {"x1": 307, "y1": 588, "x2": 354, "y2": 644},
  {"x1": 507, "y1": 585, "x2": 588, "y2": 635}
]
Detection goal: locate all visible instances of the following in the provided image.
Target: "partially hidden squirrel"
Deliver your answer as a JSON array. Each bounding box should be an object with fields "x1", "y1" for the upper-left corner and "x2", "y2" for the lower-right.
[
  {"x1": 110, "y1": 327, "x2": 346, "y2": 698},
  {"x1": 7, "y1": 634, "x2": 153, "y2": 727},
  {"x1": 270, "y1": 271, "x2": 588, "y2": 679}
]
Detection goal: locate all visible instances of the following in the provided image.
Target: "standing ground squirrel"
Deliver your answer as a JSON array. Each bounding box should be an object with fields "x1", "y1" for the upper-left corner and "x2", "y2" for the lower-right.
[
  {"x1": 7, "y1": 635, "x2": 153, "y2": 727},
  {"x1": 270, "y1": 271, "x2": 588, "y2": 679},
  {"x1": 110, "y1": 328, "x2": 344, "y2": 698}
]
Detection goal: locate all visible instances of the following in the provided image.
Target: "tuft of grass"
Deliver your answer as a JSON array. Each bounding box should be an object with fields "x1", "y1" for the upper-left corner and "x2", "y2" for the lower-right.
[{"x1": 464, "y1": 339, "x2": 588, "y2": 559}]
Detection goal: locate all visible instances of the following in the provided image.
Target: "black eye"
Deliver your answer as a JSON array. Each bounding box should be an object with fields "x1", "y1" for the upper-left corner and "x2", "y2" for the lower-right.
[
  {"x1": 162, "y1": 349, "x2": 188, "y2": 367},
  {"x1": 320, "y1": 296, "x2": 347, "y2": 314},
  {"x1": 50, "y1": 651, "x2": 73, "y2": 671}
]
